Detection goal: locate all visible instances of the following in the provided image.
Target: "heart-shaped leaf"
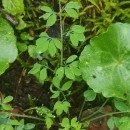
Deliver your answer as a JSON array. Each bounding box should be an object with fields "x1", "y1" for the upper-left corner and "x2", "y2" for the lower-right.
[{"x1": 79, "y1": 23, "x2": 130, "y2": 99}]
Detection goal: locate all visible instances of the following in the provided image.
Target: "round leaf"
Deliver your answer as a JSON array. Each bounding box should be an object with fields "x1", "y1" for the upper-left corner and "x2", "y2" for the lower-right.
[
  {"x1": 79, "y1": 23, "x2": 130, "y2": 99},
  {"x1": 84, "y1": 90, "x2": 96, "y2": 101}
]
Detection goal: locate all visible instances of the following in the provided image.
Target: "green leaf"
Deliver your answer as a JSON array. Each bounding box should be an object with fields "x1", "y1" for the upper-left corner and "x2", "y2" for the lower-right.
[
  {"x1": 77, "y1": 33, "x2": 85, "y2": 41},
  {"x1": 0, "y1": 61, "x2": 9, "y2": 75},
  {"x1": 40, "y1": 68, "x2": 47, "y2": 81},
  {"x1": 40, "y1": 6, "x2": 52, "y2": 12},
  {"x1": 0, "y1": 17, "x2": 18, "y2": 75},
  {"x1": 45, "y1": 117, "x2": 53, "y2": 129},
  {"x1": 5, "y1": 125, "x2": 14, "y2": 130},
  {"x1": 79, "y1": 23, "x2": 130, "y2": 99},
  {"x1": 114, "y1": 99, "x2": 130, "y2": 112},
  {"x1": 71, "y1": 117, "x2": 81, "y2": 129},
  {"x1": 39, "y1": 32, "x2": 49, "y2": 37},
  {"x1": 107, "y1": 117, "x2": 115, "y2": 130},
  {"x1": 56, "y1": 67, "x2": 64, "y2": 79},
  {"x1": 51, "y1": 91, "x2": 60, "y2": 99},
  {"x1": 70, "y1": 33, "x2": 79, "y2": 46},
  {"x1": 60, "y1": 118, "x2": 70, "y2": 128},
  {"x1": 65, "y1": 2, "x2": 80, "y2": 10},
  {"x1": 65, "y1": 8, "x2": 78, "y2": 18},
  {"x1": 119, "y1": 117, "x2": 130, "y2": 130},
  {"x1": 40, "y1": 13, "x2": 52, "y2": 20},
  {"x1": 36, "y1": 37, "x2": 49, "y2": 53},
  {"x1": 54, "y1": 101, "x2": 71, "y2": 116},
  {"x1": 24, "y1": 123, "x2": 35, "y2": 129},
  {"x1": 2, "y1": 0, "x2": 24, "y2": 15},
  {"x1": 71, "y1": 25, "x2": 85, "y2": 33},
  {"x1": 46, "y1": 13, "x2": 56, "y2": 27},
  {"x1": 62, "y1": 101, "x2": 71, "y2": 113},
  {"x1": 84, "y1": 90, "x2": 96, "y2": 101},
  {"x1": 29, "y1": 63, "x2": 41, "y2": 74},
  {"x1": 53, "y1": 39, "x2": 62, "y2": 50},
  {"x1": 11, "y1": 120, "x2": 20, "y2": 125},
  {"x1": 16, "y1": 17, "x2": 26, "y2": 30},
  {"x1": 54, "y1": 101, "x2": 63, "y2": 116},
  {"x1": 66, "y1": 55, "x2": 77, "y2": 64},
  {"x1": 72, "y1": 67, "x2": 81, "y2": 76},
  {"x1": 49, "y1": 40, "x2": 57, "y2": 57},
  {"x1": 61, "y1": 81, "x2": 72, "y2": 91},
  {"x1": 28, "y1": 45, "x2": 37, "y2": 58},
  {"x1": 52, "y1": 76, "x2": 60, "y2": 88},
  {"x1": 65, "y1": 67, "x2": 75, "y2": 79},
  {"x1": 2, "y1": 104, "x2": 12, "y2": 110},
  {"x1": 3, "y1": 96, "x2": 13, "y2": 103},
  {"x1": 17, "y1": 42, "x2": 27, "y2": 52},
  {"x1": 71, "y1": 117, "x2": 77, "y2": 127},
  {"x1": 20, "y1": 32, "x2": 34, "y2": 41}
]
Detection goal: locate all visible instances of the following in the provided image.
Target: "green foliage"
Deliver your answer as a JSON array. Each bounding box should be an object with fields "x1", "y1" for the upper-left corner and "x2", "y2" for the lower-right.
[
  {"x1": 79, "y1": 23, "x2": 130, "y2": 99},
  {"x1": 2, "y1": 0, "x2": 24, "y2": 15},
  {"x1": 0, "y1": 96, "x2": 13, "y2": 110},
  {"x1": 67, "y1": 25, "x2": 85, "y2": 46},
  {"x1": 40, "y1": 6, "x2": 57, "y2": 27},
  {"x1": 60, "y1": 117, "x2": 81, "y2": 130},
  {"x1": 0, "y1": 96, "x2": 35, "y2": 130},
  {"x1": 36, "y1": 106, "x2": 55, "y2": 129},
  {"x1": 0, "y1": 17, "x2": 18, "y2": 75},
  {"x1": 1, "y1": 0, "x2": 130, "y2": 130},
  {"x1": 107, "y1": 117, "x2": 120, "y2": 130},
  {"x1": 64, "y1": 2, "x2": 80, "y2": 18},
  {"x1": 114, "y1": 99, "x2": 130, "y2": 112},
  {"x1": 54, "y1": 101, "x2": 71, "y2": 116},
  {"x1": 35, "y1": 32, "x2": 62, "y2": 57},
  {"x1": 84, "y1": 90, "x2": 96, "y2": 101}
]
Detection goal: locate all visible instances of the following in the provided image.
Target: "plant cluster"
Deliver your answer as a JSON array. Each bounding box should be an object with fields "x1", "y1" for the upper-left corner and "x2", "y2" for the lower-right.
[{"x1": 1, "y1": 0, "x2": 130, "y2": 130}]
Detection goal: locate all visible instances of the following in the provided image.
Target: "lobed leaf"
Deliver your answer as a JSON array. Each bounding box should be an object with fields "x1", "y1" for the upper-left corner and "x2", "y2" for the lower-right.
[{"x1": 79, "y1": 23, "x2": 130, "y2": 99}]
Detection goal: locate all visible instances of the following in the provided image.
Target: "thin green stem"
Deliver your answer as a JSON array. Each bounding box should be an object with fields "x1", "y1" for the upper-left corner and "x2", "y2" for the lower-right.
[
  {"x1": 59, "y1": 0, "x2": 63, "y2": 67},
  {"x1": 41, "y1": 65, "x2": 54, "y2": 73},
  {"x1": 0, "y1": 112, "x2": 45, "y2": 122},
  {"x1": 83, "y1": 99, "x2": 109, "y2": 121},
  {"x1": 78, "y1": 99, "x2": 86, "y2": 120},
  {"x1": 81, "y1": 110, "x2": 130, "y2": 122}
]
